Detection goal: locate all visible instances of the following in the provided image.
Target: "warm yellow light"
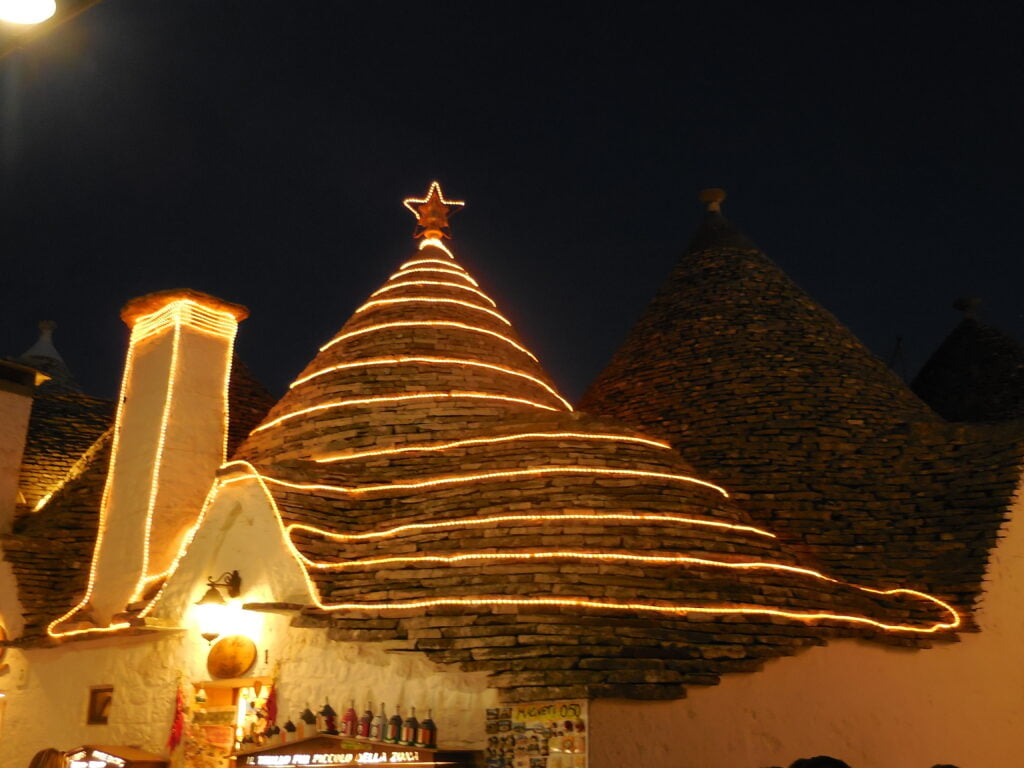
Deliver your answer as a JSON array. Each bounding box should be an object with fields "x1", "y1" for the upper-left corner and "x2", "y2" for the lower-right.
[
  {"x1": 313, "y1": 430, "x2": 670, "y2": 462},
  {"x1": 398, "y1": 258, "x2": 465, "y2": 271},
  {"x1": 289, "y1": 356, "x2": 571, "y2": 410},
  {"x1": 223, "y1": 461, "x2": 729, "y2": 497},
  {"x1": 418, "y1": 238, "x2": 455, "y2": 258},
  {"x1": 48, "y1": 296, "x2": 239, "y2": 638},
  {"x1": 0, "y1": 0, "x2": 56, "y2": 24},
  {"x1": 371, "y1": 280, "x2": 497, "y2": 307},
  {"x1": 213, "y1": 463, "x2": 961, "y2": 635},
  {"x1": 288, "y1": 510, "x2": 775, "y2": 542},
  {"x1": 356, "y1": 296, "x2": 512, "y2": 326},
  {"x1": 391, "y1": 266, "x2": 479, "y2": 286},
  {"x1": 250, "y1": 390, "x2": 559, "y2": 433},
  {"x1": 320, "y1": 320, "x2": 537, "y2": 360}
]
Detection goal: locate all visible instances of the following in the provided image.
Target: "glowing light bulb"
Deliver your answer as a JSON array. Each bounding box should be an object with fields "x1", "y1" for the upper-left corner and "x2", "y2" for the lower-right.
[{"x1": 0, "y1": 0, "x2": 56, "y2": 24}]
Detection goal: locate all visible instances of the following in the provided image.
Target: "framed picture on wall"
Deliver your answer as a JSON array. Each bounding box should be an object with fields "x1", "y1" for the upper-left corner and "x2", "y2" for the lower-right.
[{"x1": 86, "y1": 686, "x2": 114, "y2": 725}]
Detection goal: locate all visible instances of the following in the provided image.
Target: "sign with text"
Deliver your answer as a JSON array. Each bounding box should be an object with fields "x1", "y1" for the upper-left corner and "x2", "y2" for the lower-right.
[
  {"x1": 486, "y1": 700, "x2": 587, "y2": 768},
  {"x1": 235, "y1": 736, "x2": 435, "y2": 768}
]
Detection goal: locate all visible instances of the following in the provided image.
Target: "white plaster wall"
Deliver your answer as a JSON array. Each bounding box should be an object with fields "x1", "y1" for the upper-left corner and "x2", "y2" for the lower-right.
[
  {"x1": 0, "y1": 619, "x2": 496, "y2": 768},
  {"x1": 0, "y1": 478, "x2": 496, "y2": 767},
  {"x1": 590, "y1": 486, "x2": 1024, "y2": 768}
]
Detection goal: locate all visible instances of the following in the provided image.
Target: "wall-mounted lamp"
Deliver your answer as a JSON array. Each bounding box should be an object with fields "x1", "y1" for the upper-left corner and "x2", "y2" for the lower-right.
[{"x1": 194, "y1": 570, "x2": 242, "y2": 643}]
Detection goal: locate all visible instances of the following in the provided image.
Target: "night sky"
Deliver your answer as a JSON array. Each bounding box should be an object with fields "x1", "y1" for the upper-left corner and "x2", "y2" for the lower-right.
[{"x1": 2, "y1": 1, "x2": 1023, "y2": 402}]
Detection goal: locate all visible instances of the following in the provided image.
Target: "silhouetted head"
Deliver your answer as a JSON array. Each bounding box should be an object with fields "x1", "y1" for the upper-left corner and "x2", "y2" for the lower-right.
[{"x1": 789, "y1": 758, "x2": 852, "y2": 768}]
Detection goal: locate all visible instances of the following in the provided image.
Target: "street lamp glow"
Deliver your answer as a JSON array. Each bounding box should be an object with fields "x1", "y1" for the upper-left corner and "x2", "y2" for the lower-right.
[{"x1": 0, "y1": 0, "x2": 56, "y2": 25}]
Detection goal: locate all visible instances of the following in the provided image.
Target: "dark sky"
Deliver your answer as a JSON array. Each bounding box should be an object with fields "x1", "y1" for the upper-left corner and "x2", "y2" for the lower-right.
[{"x1": 2, "y1": 1, "x2": 1023, "y2": 402}]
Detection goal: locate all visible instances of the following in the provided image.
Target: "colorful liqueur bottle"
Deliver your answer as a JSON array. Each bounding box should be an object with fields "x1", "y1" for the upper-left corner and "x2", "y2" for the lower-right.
[
  {"x1": 416, "y1": 709, "x2": 437, "y2": 748},
  {"x1": 401, "y1": 706, "x2": 419, "y2": 746},
  {"x1": 298, "y1": 706, "x2": 316, "y2": 738},
  {"x1": 319, "y1": 700, "x2": 338, "y2": 735},
  {"x1": 342, "y1": 699, "x2": 359, "y2": 737},
  {"x1": 370, "y1": 702, "x2": 387, "y2": 741},
  {"x1": 357, "y1": 701, "x2": 374, "y2": 739},
  {"x1": 385, "y1": 705, "x2": 403, "y2": 744}
]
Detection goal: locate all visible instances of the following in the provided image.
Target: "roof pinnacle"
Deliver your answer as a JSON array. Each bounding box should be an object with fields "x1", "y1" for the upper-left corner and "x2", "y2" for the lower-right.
[
  {"x1": 953, "y1": 296, "x2": 981, "y2": 318},
  {"x1": 403, "y1": 181, "x2": 465, "y2": 240},
  {"x1": 699, "y1": 188, "x2": 727, "y2": 212}
]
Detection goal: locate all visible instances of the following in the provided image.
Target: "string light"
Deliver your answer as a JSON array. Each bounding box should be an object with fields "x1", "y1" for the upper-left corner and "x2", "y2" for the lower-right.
[
  {"x1": 314, "y1": 430, "x2": 674, "y2": 463},
  {"x1": 288, "y1": 511, "x2": 775, "y2": 541},
  {"x1": 398, "y1": 258, "x2": 465, "y2": 271},
  {"x1": 131, "y1": 300, "x2": 238, "y2": 345},
  {"x1": 402, "y1": 181, "x2": 465, "y2": 219},
  {"x1": 136, "y1": 480, "x2": 223, "y2": 620},
  {"x1": 355, "y1": 296, "x2": 513, "y2": 326},
  {"x1": 303, "y1": 550, "x2": 872, "y2": 575},
  {"x1": 47, "y1": 326, "x2": 138, "y2": 639},
  {"x1": 320, "y1": 321, "x2": 538, "y2": 361},
  {"x1": 30, "y1": 432, "x2": 109, "y2": 512},
  {"x1": 417, "y1": 238, "x2": 455, "y2": 258},
  {"x1": 222, "y1": 462, "x2": 729, "y2": 497},
  {"x1": 130, "y1": 321, "x2": 183, "y2": 602},
  {"x1": 212, "y1": 464, "x2": 960, "y2": 635},
  {"x1": 390, "y1": 267, "x2": 480, "y2": 286},
  {"x1": 48, "y1": 297, "x2": 240, "y2": 638},
  {"x1": 371, "y1": 281, "x2": 497, "y2": 307},
  {"x1": 306, "y1": 595, "x2": 959, "y2": 635},
  {"x1": 289, "y1": 357, "x2": 572, "y2": 410},
  {"x1": 251, "y1": 391, "x2": 560, "y2": 433}
]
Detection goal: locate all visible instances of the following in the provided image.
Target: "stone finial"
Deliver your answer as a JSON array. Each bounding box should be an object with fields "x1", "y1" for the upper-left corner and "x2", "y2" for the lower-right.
[
  {"x1": 953, "y1": 296, "x2": 981, "y2": 318},
  {"x1": 699, "y1": 188, "x2": 727, "y2": 212},
  {"x1": 39, "y1": 320, "x2": 57, "y2": 333}
]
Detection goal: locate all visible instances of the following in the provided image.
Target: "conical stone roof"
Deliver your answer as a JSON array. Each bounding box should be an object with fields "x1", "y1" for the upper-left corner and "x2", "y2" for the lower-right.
[
  {"x1": 228, "y1": 188, "x2": 957, "y2": 702},
  {"x1": 911, "y1": 304, "x2": 1024, "y2": 422},
  {"x1": 581, "y1": 192, "x2": 1020, "y2": 609}
]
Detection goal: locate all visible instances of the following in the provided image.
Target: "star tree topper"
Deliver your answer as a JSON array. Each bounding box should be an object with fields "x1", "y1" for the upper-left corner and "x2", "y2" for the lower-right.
[{"x1": 403, "y1": 181, "x2": 465, "y2": 239}]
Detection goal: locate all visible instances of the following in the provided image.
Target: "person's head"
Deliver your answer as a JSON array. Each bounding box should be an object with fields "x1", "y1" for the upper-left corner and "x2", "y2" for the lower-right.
[{"x1": 788, "y1": 758, "x2": 852, "y2": 768}]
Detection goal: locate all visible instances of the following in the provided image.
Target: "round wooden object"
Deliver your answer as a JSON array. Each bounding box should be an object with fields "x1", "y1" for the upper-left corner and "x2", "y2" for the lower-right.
[{"x1": 206, "y1": 634, "x2": 257, "y2": 679}]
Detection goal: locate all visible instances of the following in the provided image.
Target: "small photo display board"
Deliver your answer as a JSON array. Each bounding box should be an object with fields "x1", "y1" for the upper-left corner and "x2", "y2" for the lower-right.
[{"x1": 485, "y1": 700, "x2": 587, "y2": 768}]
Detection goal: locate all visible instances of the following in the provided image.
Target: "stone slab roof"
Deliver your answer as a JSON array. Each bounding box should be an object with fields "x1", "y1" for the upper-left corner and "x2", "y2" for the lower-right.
[
  {"x1": 580, "y1": 204, "x2": 1024, "y2": 614},
  {"x1": 230, "y1": 241, "x2": 958, "y2": 701},
  {"x1": 17, "y1": 390, "x2": 114, "y2": 513},
  {"x1": 912, "y1": 315, "x2": 1024, "y2": 423}
]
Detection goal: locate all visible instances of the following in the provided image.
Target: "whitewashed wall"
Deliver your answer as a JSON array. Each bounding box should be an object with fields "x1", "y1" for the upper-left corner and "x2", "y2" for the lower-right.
[
  {"x1": 590, "y1": 481, "x2": 1024, "y2": 768},
  {"x1": 0, "y1": 479, "x2": 498, "y2": 767}
]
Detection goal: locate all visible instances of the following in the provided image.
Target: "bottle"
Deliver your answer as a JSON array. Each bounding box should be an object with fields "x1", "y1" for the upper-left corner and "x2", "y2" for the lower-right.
[
  {"x1": 370, "y1": 702, "x2": 387, "y2": 742},
  {"x1": 401, "y1": 706, "x2": 419, "y2": 746},
  {"x1": 318, "y1": 700, "x2": 338, "y2": 735},
  {"x1": 283, "y1": 719, "x2": 297, "y2": 744},
  {"x1": 416, "y1": 709, "x2": 437, "y2": 749},
  {"x1": 385, "y1": 705, "x2": 403, "y2": 744},
  {"x1": 342, "y1": 699, "x2": 359, "y2": 737},
  {"x1": 358, "y1": 701, "x2": 374, "y2": 739}
]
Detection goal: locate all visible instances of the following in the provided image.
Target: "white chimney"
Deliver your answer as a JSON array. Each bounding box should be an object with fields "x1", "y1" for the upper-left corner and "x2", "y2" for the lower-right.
[
  {"x1": 80, "y1": 289, "x2": 248, "y2": 626},
  {"x1": 0, "y1": 361, "x2": 47, "y2": 533}
]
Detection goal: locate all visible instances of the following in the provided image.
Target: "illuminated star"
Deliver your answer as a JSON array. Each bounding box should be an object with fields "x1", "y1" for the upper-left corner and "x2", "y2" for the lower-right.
[{"x1": 403, "y1": 181, "x2": 465, "y2": 239}]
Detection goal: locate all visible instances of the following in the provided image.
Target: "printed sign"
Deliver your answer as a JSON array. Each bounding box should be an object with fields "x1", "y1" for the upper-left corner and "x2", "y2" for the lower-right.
[{"x1": 485, "y1": 700, "x2": 587, "y2": 768}]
